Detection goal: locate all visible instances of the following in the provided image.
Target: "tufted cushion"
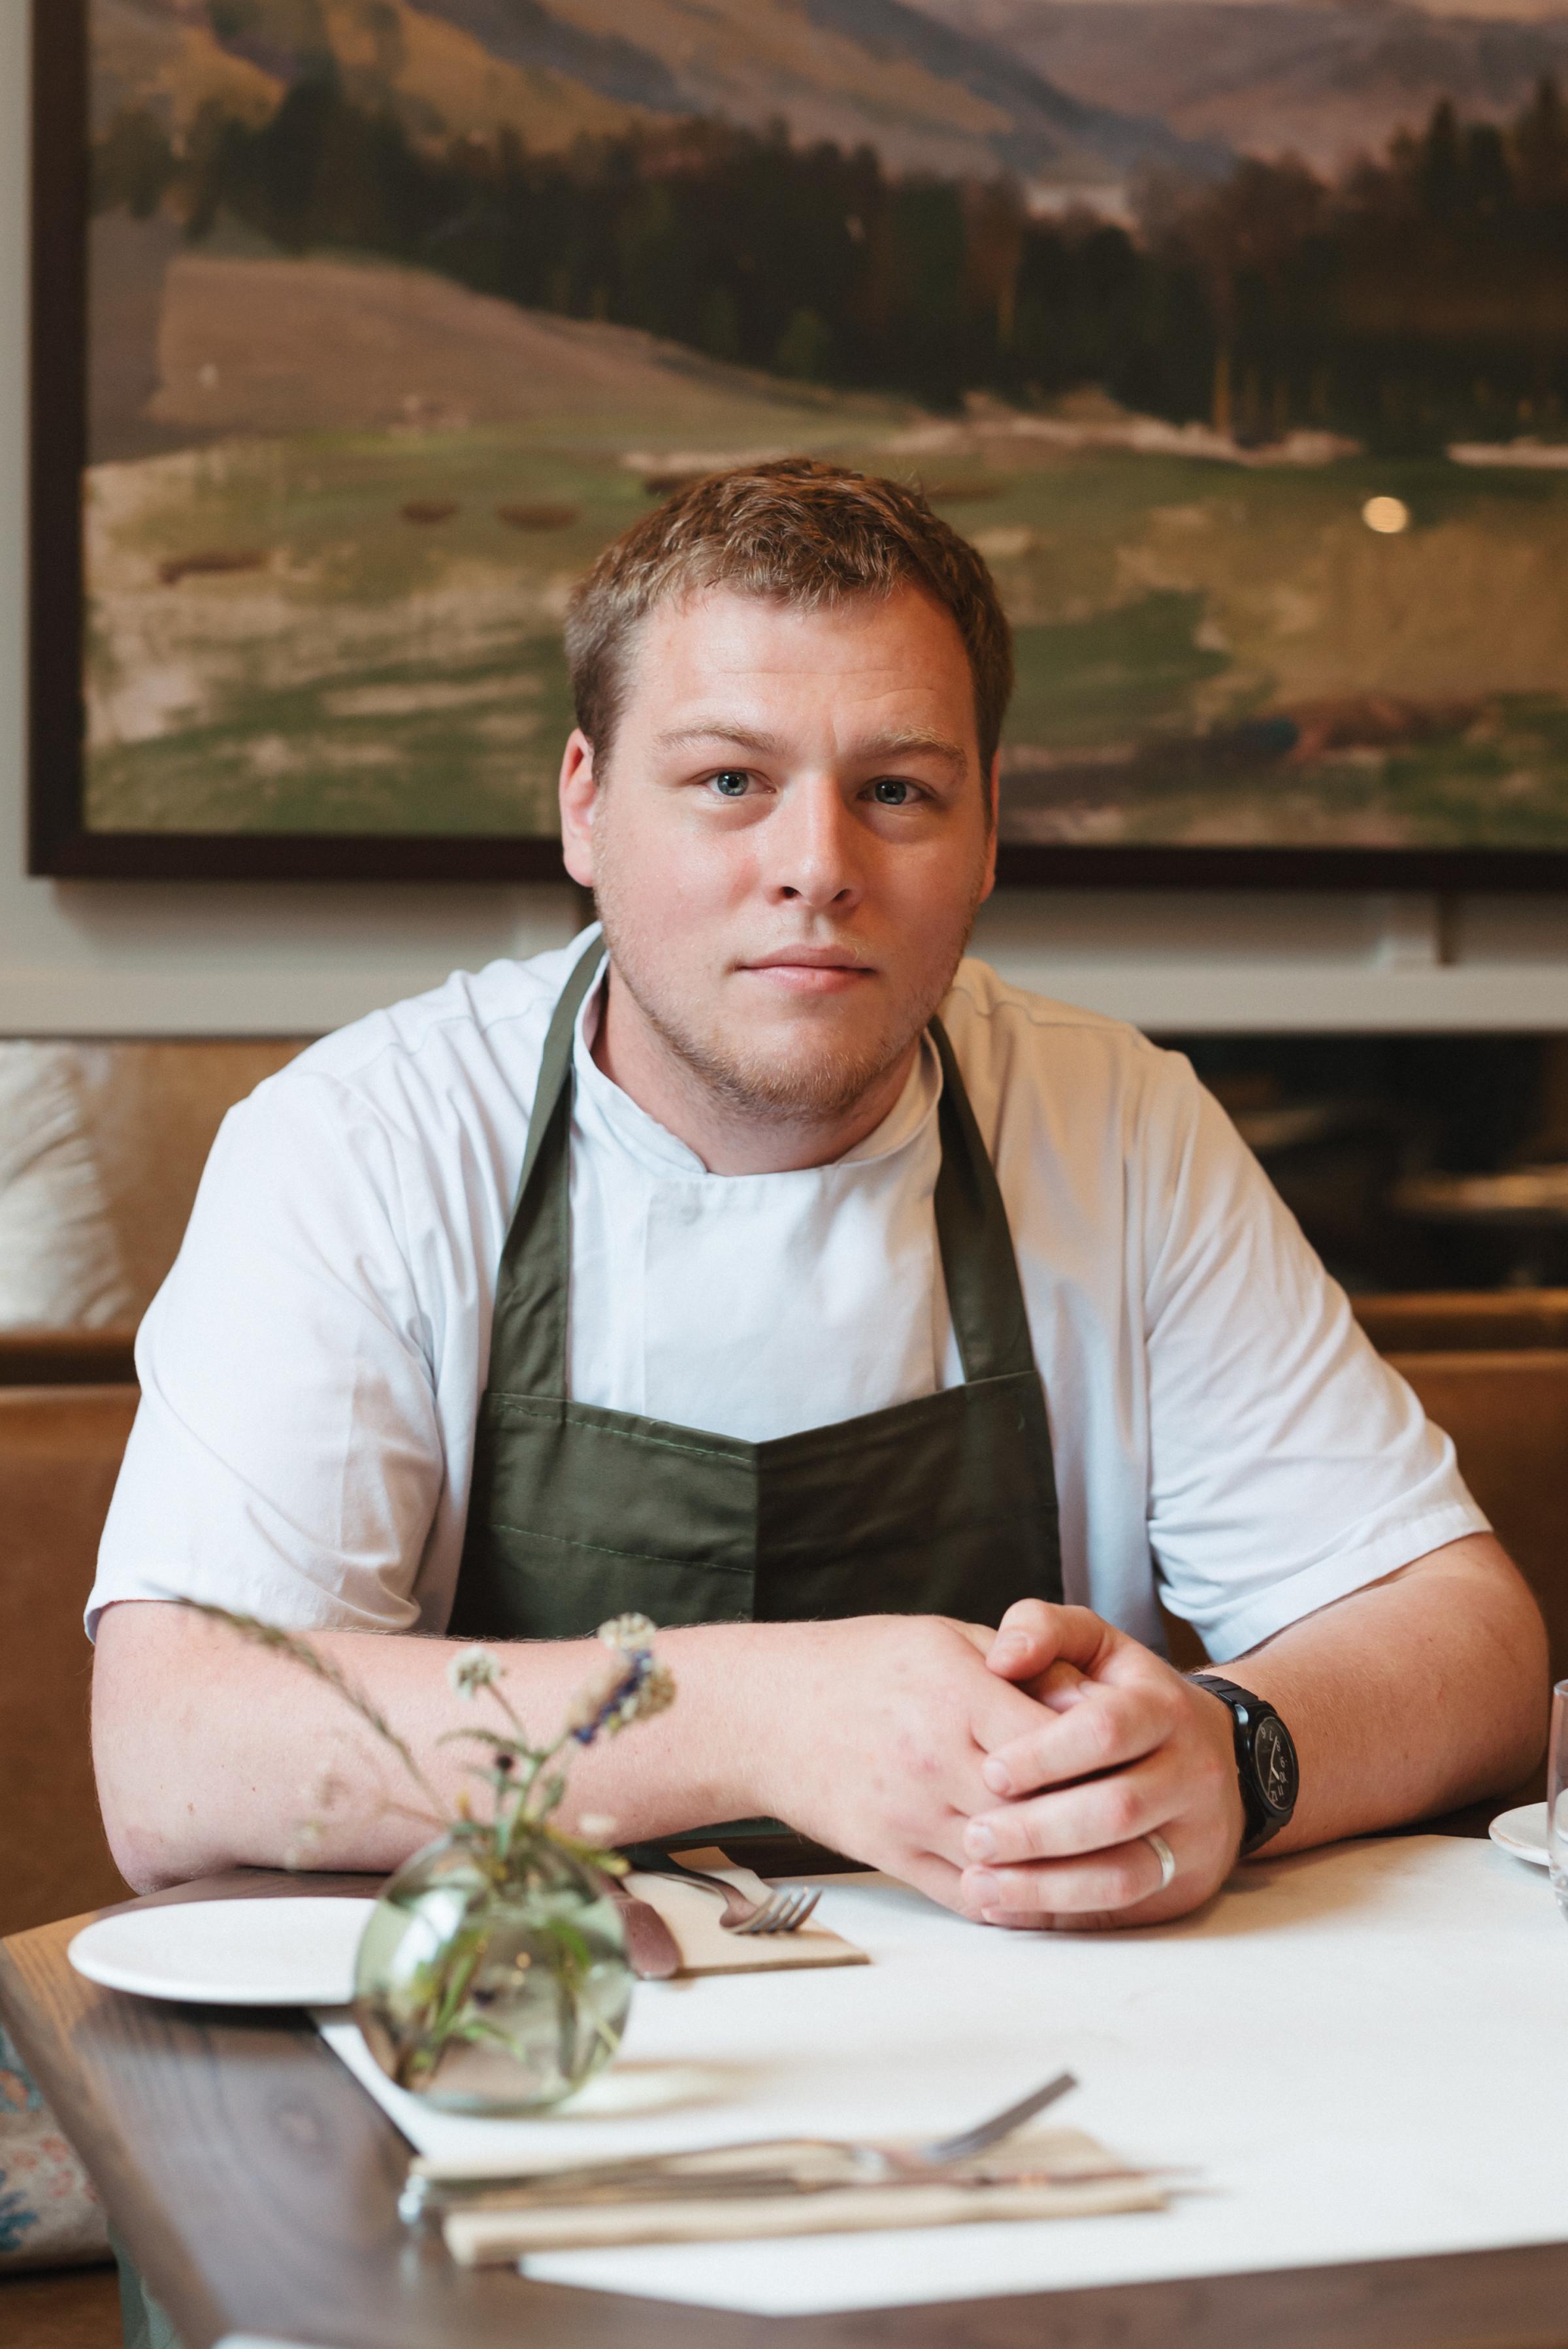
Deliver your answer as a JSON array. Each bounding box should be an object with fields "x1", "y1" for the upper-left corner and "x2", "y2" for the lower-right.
[{"x1": 0, "y1": 2026, "x2": 108, "y2": 2272}]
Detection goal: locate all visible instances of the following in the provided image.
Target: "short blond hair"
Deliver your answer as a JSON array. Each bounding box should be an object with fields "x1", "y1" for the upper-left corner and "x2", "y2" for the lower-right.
[{"x1": 564, "y1": 457, "x2": 1014, "y2": 778}]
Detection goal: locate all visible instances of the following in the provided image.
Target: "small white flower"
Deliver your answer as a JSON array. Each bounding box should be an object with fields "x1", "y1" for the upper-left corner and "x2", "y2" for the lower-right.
[
  {"x1": 598, "y1": 1611, "x2": 657, "y2": 1657},
  {"x1": 448, "y1": 1645, "x2": 500, "y2": 1700}
]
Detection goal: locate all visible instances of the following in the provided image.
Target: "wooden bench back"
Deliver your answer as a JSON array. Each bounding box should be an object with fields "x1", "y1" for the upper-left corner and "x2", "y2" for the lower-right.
[
  {"x1": 0, "y1": 1388, "x2": 139, "y2": 1938},
  {"x1": 1357, "y1": 1292, "x2": 1568, "y2": 1353},
  {"x1": 1392, "y1": 1351, "x2": 1568, "y2": 1688},
  {"x1": 2, "y1": 1332, "x2": 1565, "y2": 1933}
]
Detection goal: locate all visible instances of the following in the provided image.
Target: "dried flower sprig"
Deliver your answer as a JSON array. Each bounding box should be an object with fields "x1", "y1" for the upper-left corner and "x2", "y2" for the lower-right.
[
  {"x1": 174, "y1": 1599, "x2": 675, "y2": 1879},
  {"x1": 563, "y1": 1613, "x2": 677, "y2": 1745},
  {"x1": 174, "y1": 1600, "x2": 447, "y2": 1817}
]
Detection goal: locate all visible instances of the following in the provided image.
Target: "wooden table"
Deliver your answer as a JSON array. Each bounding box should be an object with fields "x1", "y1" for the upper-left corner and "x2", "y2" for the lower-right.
[{"x1": 5, "y1": 1834, "x2": 1567, "y2": 2349}]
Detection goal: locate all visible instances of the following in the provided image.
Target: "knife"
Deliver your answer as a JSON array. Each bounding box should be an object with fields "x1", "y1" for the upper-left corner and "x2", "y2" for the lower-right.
[{"x1": 610, "y1": 1884, "x2": 682, "y2": 1979}]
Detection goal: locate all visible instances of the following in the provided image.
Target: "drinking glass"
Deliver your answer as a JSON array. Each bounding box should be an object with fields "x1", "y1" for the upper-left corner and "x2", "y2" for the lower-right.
[{"x1": 1549, "y1": 1681, "x2": 1568, "y2": 1921}]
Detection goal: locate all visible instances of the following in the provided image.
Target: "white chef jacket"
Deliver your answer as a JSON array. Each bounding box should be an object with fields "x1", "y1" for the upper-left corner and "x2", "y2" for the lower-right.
[{"x1": 89, "y1": 936, "x2": 1486, "y2": 1662}]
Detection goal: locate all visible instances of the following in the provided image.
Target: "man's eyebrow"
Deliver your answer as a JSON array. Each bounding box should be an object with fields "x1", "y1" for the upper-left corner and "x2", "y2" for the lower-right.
[
  {"x1": 652, "y1": 722, "x2": 970, "y2": 772},
  {"x1": 857, "y1": 730, "x2": 970, "y2": 773},
  {"x1": 652, "y1": 722, "x2": 787, "y2": 756}
]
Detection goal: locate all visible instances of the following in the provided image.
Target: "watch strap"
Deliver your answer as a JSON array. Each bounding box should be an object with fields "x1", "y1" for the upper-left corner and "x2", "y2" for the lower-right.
[{"x1": 1189, "y1": 1673, "x2": 1298, "y2": 1856}]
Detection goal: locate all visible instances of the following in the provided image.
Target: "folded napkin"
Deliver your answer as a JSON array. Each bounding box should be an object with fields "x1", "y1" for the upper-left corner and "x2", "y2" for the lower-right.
[
  {"x1": 626, "y1": 1850, "x2": 868, "y2": 1976},
  {"x1": 442, "y1": 2128, "x2": 1165, "y2": 2263}
]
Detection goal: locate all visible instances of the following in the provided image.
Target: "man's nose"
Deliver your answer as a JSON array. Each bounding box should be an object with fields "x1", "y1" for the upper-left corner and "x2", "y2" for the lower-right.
[{"x1": 767, "y1": 776, "x2": 862, "y2": 910}]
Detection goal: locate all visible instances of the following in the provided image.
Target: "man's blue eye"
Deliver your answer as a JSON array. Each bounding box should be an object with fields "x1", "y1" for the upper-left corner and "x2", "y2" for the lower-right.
[
  {"x1": 873, "y1": 778, "x2": 910, "y2": 804},
  {"x1": 713, "y1": 771, "x2": 749, "y2": 797}
]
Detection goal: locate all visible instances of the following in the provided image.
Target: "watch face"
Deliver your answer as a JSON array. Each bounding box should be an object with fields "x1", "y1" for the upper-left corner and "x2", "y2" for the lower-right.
[{"x1": 1254, "y1": 1714, "x2": 1298, "y2": 1816}]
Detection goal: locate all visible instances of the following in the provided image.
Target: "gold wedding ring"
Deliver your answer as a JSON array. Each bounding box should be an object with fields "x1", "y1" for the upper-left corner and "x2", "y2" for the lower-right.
[{"x1": 1143, "y1": 1830, "x2": 1177, "y2": 1892}]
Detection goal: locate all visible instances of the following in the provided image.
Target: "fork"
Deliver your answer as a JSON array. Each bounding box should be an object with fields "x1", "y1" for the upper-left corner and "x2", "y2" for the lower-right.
[
  {"x1": 404, "y1": 2069, "x2": 1080, "y2": 2220},
  {"x1": 653, "y1": 1863, "x2": 823, "y2": 1935}
]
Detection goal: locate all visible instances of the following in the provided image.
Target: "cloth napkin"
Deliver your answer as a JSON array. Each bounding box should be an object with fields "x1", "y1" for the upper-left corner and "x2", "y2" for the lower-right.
[
  {"x1": 442, "y1": 2127, "x2": 1164, "y2": 2263},
  {"x1": 626, "y1": 1850, "x2": 868, "y2": 1975}
]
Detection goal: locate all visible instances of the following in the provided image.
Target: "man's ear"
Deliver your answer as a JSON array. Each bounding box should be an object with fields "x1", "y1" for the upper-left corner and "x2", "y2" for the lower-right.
[
  {"x1": 979, "y1": 749, "x2": 1001, "y2": 902},
  {"x1": 559, "y1": 729, "x2": 599, "y2": 887}
]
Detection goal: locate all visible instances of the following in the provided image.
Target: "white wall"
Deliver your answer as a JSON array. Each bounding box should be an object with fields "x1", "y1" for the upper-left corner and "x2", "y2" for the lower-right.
[{"x1": 7, "y1": 5, "x2": 1568, "y2": 1037}]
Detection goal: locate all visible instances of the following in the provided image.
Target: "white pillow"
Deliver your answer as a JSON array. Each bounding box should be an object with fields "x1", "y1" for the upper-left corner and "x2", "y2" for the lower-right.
[{"x1": 0, "y1": 1044, "x2": 134, "y2": 1330}]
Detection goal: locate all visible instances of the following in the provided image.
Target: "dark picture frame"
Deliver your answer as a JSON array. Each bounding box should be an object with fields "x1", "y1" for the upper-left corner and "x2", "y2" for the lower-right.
[
  {"x1": 28, "y1": 1, "x2": 1568, "y2": 889},
  {"x1": 30, "y1": 4, "x2": 570, "y2": 883}
]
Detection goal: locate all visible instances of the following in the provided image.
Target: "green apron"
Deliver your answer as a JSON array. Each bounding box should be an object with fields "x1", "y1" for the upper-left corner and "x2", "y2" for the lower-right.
[
  {"x1": 115, "y1": 938, "x2": 1062, "y2": 2346},
  {"x1": 450, "y1": 937, "x2": 1063, "y2": 1645}
]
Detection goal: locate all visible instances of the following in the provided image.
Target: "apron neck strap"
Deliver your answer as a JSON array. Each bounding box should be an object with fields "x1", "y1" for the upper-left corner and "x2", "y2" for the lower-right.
[
  {"x1": 928, "y1": 1017, "x2": 1037, "y2": 1385},
  {"x1": 487, "y1": 935, "x2": 605, "y2": 1401},
  {"x1": 489, "y1": 939, "x2": 1035, "y2": 1399},
  {"x1": 516, "y1": 935, "x2": 605, "y2": 1208}
]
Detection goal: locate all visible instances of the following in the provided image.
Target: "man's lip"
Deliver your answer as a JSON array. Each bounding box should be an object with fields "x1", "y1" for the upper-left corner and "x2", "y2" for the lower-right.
[{"x1": 740, "y1": 949, "x2": 873, "y2": 972}]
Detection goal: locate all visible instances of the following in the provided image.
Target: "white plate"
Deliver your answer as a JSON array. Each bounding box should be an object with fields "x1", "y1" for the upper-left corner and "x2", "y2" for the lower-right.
[
  {"x1": 68, "y1": 1897, "x2": 377, "y2": 2005},
  {"x1": 1488, "y1": 1801, "x2": 1550, "y2": 1868}
]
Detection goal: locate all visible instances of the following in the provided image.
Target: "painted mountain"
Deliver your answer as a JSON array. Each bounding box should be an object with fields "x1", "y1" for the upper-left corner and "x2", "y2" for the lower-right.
[
  {"x1": 73, "y1": 0, "x2": 1568, "y2": 859},
  {"x1": 909, "y1": 0, "x2": 1568, "y2": 178},
  {"x1": 95, "y1": 0, "x2": 1220, "y2": 185}
]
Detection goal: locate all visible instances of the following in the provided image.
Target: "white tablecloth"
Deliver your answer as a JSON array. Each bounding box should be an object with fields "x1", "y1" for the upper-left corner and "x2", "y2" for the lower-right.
[{"x1": 318, "y1": 1834, "x2": 1568, "y2": 2316}]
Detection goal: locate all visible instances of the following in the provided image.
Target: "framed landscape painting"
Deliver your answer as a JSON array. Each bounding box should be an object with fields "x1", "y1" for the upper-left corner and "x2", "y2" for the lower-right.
[{"x1": 29, "y1": 0, "x2": 1568, "y2": 885}]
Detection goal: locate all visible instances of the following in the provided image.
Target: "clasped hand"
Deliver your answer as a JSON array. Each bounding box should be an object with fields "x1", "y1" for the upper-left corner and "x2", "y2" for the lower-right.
[
  {"x1": 960, "y1": 1600, "x2": 1245, "y2": 1928},
  {"x1": 749, "y1": 1604, "x2": 1245, "y2": 1928}
]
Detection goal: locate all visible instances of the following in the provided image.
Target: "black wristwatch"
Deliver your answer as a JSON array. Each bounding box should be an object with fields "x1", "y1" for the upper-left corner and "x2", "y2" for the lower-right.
[{"x1": 1189, "y1": 1675, "x2": 1299, "y2": 1856}]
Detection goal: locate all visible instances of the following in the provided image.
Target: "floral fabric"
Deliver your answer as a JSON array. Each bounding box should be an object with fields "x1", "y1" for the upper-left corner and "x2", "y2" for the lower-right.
[{"x1": 0, "y1": 2023, "x2": 110, "y2": 2270}]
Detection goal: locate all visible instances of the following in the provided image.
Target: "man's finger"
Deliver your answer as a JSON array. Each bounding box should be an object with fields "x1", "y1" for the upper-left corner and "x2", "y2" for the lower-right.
[
  {"x1": 949, "y1": 1621, "x2": 997, "y2": 1654},
  {"x1": 979, "y1": 1677, "x2": 1177, "y2": 1798},
  {"x1": 963, "y1": 1752, "x2": 1181, "y2": 1865},
  {"x1": 980, "y1": 1908, "x2": 1121, "y2": 1934},
  {"x1": 960, "y1": 1835, "x2": 1173, "y2": 1920},
  {"x1": 987, "y1": 1600, "x2": 1119, "y2": 1684}
]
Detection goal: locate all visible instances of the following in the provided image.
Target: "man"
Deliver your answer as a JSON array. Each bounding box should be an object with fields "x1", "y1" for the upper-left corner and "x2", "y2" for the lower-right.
[{"x1": 91, "y1": 461, "x2": 1546, "y2": 1930}]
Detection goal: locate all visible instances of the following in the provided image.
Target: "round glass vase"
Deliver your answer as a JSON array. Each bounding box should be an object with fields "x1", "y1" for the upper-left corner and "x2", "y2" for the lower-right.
[{"x1": 352, "y1": 1825, "x2": 633, "y2": 2113}]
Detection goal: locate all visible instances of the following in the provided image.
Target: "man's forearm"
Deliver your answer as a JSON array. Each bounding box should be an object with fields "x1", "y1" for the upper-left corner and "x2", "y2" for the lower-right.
[
  {"x1": 1218, "y1": 1534, "x2": 1548, "y2": 1854},
  {"x1": 95, "y1": 1603, "x2": 1069, "y2": 1907},
  {"x1": 92, "y1": 1602, "x2": 772, "y2": 1891}
]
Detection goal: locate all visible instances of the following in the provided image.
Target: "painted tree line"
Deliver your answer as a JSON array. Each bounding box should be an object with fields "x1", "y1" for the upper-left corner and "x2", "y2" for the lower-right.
[{"x1": 95, "y1": 73, "x2": 1568, "y2": 452}]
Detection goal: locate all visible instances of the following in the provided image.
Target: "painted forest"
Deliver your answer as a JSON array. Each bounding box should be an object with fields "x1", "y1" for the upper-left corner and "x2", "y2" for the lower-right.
[{"x1": 94, "y1": 70, "x2": 1568, "y2": 453}]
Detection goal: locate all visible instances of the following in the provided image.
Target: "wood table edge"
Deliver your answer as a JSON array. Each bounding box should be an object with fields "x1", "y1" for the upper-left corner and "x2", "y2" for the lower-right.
[
  {"x1": 5, "y1": 1855, "x2": 1566, "y2": 2349},
  {"x1": 0, "y1": 1927, "x2": 225, "y2": 2344},
  {"x1": 0, "y1": 1875, "x2": 382, "y2": 2348}
]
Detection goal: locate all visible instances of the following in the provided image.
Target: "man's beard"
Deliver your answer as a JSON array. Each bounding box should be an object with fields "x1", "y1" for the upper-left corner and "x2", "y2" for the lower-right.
[
  {"x1": 593, "y1": 884, "x2": 979, "y2": 1129},
  {"x1": 613, "y1": 969, "x2": 932, "y2": 1125}
]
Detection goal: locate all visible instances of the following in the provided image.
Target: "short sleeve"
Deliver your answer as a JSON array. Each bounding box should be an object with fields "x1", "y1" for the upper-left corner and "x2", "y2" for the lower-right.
[
  {"x1": 88, "y1": 1074, "x2": 446, "y2": 1639},
  {"x1": 1139, "y1": 1058, "x2": 1490, "y2": 1662}
]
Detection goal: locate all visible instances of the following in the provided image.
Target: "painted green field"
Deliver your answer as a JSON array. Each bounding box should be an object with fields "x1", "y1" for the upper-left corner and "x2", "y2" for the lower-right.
[
  {"x1": 988, "y1": 449, "x2": 1568, "y2": 848},
  {"x1": 86, "y1": 408, "x2": 1568, "y2": 847},
  {"x1": 88, "y1": 430, "x2": 644, "y2": 835}
]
